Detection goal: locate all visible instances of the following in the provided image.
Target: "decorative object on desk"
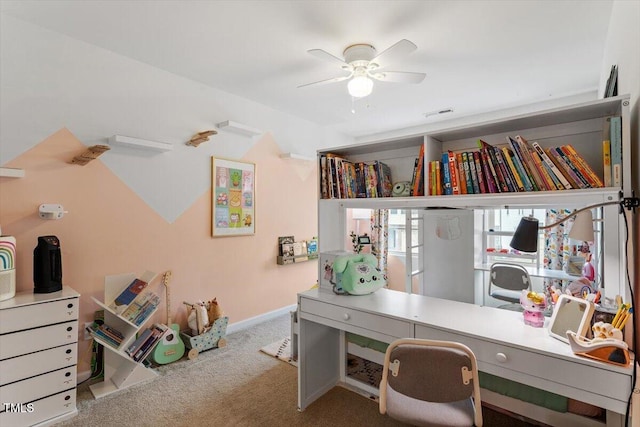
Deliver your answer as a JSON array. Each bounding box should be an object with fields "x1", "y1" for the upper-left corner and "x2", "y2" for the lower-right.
[
  {"x1": 392, "y1": 181, "x2": 411, "y2": 197},
  {"x1": 151, "y1": 271, "x2": 185, "y2": 365},
  {"x1": 211, "y1": 157, "x2": 255, "y2": 237},
  {"x1": 565, "y1": 277, "x2": 594, "y2": 298},
  {"x1": 70, "y1": 144, "x2": 110, "y2": 165},
  {"x1": 319, "y1": 250, "x2": 351, "y2": 292},
  {"x1": 187, "y1": 129, "x2": 217, "y2": 147},
  {"x1": 33, "y1": 235, "x2": 63, "y2": 293},
  {"x1": 566, "y1": 330, "x2": 629, "y2": 367},
  {"x1": 0, "y1": 235, "x2": 16, "y2": 301},
  {"x1": 510, "y1": 195, "x2": 640, "y2": 253},
  {"x1": 520, "y1": 290, "x2": 547, "y2": 328},
  {"x1": 548, "y1": 294, "x2": 595, "y2": 344},
  {"x1": 332, "y1": 253, "x2": 386, "y2": 295}
]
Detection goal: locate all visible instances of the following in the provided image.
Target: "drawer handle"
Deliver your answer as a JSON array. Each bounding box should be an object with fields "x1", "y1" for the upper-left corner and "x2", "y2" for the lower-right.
[
  {"x1": 65, "y1": 372, "x2": 71, "y2": 377},
  {"x1": 64, "y1": 395, "x2": 71, "y2": 401},
  {"x1": 67, "y1": 303, "x2": 74, "y2": 309},
  {"x1": 343, "y1": 313, "x2": 350, "y2": 321},
  {"x1": 67, "y1": 326, "x2": 73, "y2": 332},
  {"x1": 66, "y1": 349, "x2": 72, "y2": 354},
  {"x1": 495, "y1": 353, "x2": 508, "y2": 363}
]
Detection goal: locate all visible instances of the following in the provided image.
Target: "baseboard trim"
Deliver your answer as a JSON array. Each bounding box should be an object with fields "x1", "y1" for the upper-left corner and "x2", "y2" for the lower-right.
[{"x1": 226, "y1": 304, "x2": 297, "y2": 335}]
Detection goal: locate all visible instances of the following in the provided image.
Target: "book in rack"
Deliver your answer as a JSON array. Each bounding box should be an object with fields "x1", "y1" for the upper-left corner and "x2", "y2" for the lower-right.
[{"x1": 319, "y1": 153, "x2": 394, "y2": 199}]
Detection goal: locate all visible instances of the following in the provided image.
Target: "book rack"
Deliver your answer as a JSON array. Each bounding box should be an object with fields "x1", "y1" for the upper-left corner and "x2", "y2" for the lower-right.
[{"x1": 89, "y1": 272, "x2": 160, "y2": 399}]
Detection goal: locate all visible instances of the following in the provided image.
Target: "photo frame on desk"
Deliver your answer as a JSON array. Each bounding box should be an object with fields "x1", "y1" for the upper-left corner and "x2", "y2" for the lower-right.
[{"x1": 212, "y1": 157, "x2": 255, "y2": 237}]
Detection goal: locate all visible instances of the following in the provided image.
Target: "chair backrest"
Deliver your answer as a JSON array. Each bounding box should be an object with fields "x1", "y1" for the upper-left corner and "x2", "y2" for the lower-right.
[
  {"x1": 379, "y1": 338, "x2": 482, "y2": 427},
  {"x1": 488, "y1": 262, "x2": 531, "y2": 304}
]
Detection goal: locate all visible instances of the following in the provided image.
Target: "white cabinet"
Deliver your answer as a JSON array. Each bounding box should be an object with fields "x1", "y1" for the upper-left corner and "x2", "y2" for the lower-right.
[
  {"x1": 317, "y1": 95, "x2": 633, "y2": 304},
  {"x1": 88, "y1": 273, "x2": 159, "y2": 399},
  {"x1": 0, "y1": 287, "x2": 79, "y2": 427}
]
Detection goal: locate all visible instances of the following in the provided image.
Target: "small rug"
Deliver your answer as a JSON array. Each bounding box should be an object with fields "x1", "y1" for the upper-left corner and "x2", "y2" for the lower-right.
[{"x1": 260, "y1": 337, "x2": 296, "y2": 366}]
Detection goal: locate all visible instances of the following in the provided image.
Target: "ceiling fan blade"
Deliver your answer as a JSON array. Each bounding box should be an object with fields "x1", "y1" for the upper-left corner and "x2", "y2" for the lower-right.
[
  {"x1": 307, "y1": 49, "x2": 349, "y2": 68},
  {"x1": 370, "y1": 39, "x2": 417, "y2": 68},
  {"x1": 297, "y1": 74, "x2": 352, "y2": 88},
  {"x1": 370, "y1": 71, "x2": 426, "y2": 84}
]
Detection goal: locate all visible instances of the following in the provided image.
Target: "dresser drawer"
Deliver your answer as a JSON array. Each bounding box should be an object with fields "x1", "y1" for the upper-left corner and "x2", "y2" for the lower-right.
[
  {"x1": 414, "y1": 324, "x2": 630, "y2": 404},
  {"x1": 0, "y1": 388, "x2": 76, "y2": 427},
  {"x1": 301, "y1": 298, "x2": 411, "y2": 338},
  {"x1": 0, "y1": 344, "x2": 77, "y2": 386},
  {"x1": 0, "y1": 321, "x2": 77, "y2": 360},
  {"x1": 0, "y1": 366, "x2": 76, "y2": 404},
  {"x1": 0, "y1": 297, "x2": 79, "y2": 334}
]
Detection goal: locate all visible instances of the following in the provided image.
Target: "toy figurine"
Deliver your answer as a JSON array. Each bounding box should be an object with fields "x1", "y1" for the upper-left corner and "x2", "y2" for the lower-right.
[{"x1": 520, "y1": 290, "x2": 547, "y2": 328}]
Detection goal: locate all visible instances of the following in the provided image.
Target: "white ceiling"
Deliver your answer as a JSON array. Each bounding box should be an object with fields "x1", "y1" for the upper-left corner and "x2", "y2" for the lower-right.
[{"x1": 1, "y1": 0, "x2": 613, "y2": 138}]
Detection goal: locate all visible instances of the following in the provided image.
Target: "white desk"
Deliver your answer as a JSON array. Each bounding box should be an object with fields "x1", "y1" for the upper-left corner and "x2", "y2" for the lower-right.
[{"x1": 297, "y1": 288, "x2": 634, "y2": 427}]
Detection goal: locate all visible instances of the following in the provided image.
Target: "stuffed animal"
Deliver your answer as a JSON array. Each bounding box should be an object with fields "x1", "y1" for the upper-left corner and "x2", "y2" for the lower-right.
[
  {"x1": 207, "y1": 298, "x2": 224, "y2": 323},
  {"x1": 520, "y1": 290, "x2": 547, "y2": 328},
  {"x1": 332, "y1": 254, "x2": 387, "y2": 295}
]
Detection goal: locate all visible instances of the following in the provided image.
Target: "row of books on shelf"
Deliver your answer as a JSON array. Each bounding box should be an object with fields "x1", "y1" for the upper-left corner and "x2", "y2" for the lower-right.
[
  {"x1": 125, "y1": 324, "x2": 167, "y2": 362},
  {"x1": 86, "y1": 323, "x2": 125, "y2": 349},
  {"x1": 429, "y1": 135, "x2": 608, "y2": 196},
  {"x1": 320, "y1": 154, "x2": 393, "y2": 199},
  {"x1": 120, "y1": 291, "x2": 161, "y2": 326}
]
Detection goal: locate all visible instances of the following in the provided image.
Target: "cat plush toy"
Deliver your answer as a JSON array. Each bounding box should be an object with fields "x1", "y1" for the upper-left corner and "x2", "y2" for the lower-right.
[{"x1": 332, "y1": 254, "x2": 387, "y2": 295}]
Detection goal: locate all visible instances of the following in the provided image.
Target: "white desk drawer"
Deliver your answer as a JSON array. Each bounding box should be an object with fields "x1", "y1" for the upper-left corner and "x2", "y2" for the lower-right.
[
  {"x1": 0, "y1": 344, "x2": 77, "y2": 386},
  {"x1": 0, "y1": 321, "x2": 77, "y2": 360},
  {"x1": 301, "y1": 298, "x2": 411, "y2": 338},
  {"x1": 0, "y1": 366, "x2": 76, "y2": 404},
  {"x1": 0, "y1": 297, "x2": 79, "y2": 334},
  {"x1": 415, "y1": 324, "x2": 630, "y2": 403},
  {"x1": 0, "y1": 388, "x2": 76, "y2": 427}
]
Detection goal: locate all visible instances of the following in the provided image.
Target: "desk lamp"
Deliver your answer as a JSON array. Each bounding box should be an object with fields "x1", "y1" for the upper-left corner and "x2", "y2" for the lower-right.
[{"x1": 510, "y1": 196, "x2": 639, "y2": 253}]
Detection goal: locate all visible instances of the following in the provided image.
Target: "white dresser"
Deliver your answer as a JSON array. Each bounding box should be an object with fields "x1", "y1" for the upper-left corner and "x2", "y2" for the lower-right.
[{"x1": 0, "y1": 287, "x2": 79, "y2": 426}]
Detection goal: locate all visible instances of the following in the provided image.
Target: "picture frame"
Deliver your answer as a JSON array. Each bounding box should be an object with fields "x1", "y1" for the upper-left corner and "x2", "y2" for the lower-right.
[{"x1": 211, "y1": 157, "x2": 255, "y2": 237}]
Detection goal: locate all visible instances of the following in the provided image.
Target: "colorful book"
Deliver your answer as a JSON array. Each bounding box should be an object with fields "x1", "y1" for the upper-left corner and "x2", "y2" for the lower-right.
[
  {"x1": 412, "y1": 145, "x2": 425, "y2": 196},
  {"x1": 477, "y1": 145, "x2": 498, "y2": 193},
  {"x1": 456, "y1": 152, "x2": 468, "y2": 194},
  {"x1": 602, "y1": 139, "x2": 612, "y2": 187},
  {"x1": 375, "y1": 161, "x2": 393, "y2": 197},
  {"x1": 547, "y1": 147, "x2": 588, "y2": 189},
  {"x1": 462, "y1": 152, "x2": 475, "y2": 194},
  {"x1": 441, "y1": 152, "x2": 452, "y2": 195},
  {"x1": 435, "y1": 160, "x2": 442, "y2": 195},
  {"x1": 508, "y1": 137, "x2": 538, "y2": 191},
  {"x1": 609, "y1": 116, "x2": 622, "y2": 187},
  {"x1": 465, "y1": 152, "x2": 479, "y2": 194},
  {"x1": 472, "y1": 151, "x2": 487, "y2": 193},
  {"x1": 501, "y1": 147, "x2": 525, "y2": 191},
  {"x1": 562, "y1": 145, "x2": 603, "y2": 188},
  {"x1": 531, "y1": 141, "x2": 572, "y2": 190},
  {"x1": 494, "y1": 147, "x2": 517, "y2": 192},
  {"x1": 447, "y1": 151, "x2": 460, "y2": 195},
  {"x1": 514, "y1": 135, "x2": 546, "y2": 191}
]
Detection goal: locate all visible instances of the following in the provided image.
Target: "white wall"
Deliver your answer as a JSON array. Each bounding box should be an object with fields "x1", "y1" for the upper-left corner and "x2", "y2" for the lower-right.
[{"x1": 0, "y1": 15, "x2": 351, "y2": 222}]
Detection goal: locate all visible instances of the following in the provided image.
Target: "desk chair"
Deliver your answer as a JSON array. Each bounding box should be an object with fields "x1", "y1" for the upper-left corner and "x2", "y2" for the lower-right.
[
  {"x1": 379, "y1": 338, "x2": 482, "y2": 427},
  {"x1": 488, "y1": 262, "x2": 531, "y2": 310}
]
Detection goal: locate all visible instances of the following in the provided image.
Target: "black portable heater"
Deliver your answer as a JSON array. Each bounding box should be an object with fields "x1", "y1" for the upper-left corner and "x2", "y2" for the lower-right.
[{"x1": 34, "y1": 235, "x2": 63, "y2": 293}]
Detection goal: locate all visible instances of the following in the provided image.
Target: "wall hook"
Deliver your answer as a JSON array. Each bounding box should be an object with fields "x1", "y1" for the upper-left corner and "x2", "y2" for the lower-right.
[{"x1": 187, "y1": 130, "x2": 217, "y2": 147}]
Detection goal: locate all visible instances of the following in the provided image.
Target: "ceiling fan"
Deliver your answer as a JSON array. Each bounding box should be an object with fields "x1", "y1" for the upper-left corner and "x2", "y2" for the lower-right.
[{"x1": 298, "y1": 39, "x2": 426, "y2": 98}]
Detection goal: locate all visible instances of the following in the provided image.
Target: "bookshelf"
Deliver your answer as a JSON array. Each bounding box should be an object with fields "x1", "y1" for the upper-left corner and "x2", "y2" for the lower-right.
[
  {"x1": 317, "y1": 95, "x2": 632, "y2": 304},
  {"x1": 89, "y1": 272, "x2": 161, "y2": 399}
]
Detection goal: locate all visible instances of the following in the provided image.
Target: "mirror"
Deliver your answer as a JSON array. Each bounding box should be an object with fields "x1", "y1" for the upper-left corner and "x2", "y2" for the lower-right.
[{"x1": 548, "y1": 294, "x2": 595, "y2": 343}]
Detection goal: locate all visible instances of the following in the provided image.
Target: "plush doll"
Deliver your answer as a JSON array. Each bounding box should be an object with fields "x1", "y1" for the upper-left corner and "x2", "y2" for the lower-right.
[
  {"x1": 332, "y1": 254, "x2": 387, "y2": 295},
  {"x1": 520, "y1": 290, "x2": 547, "y2": 328}
]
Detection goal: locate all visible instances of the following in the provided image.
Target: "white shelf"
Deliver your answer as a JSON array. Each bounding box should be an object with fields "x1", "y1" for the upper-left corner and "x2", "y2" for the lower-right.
[
  {"x1": 280, "y1": 153, "x2": 315, "y2": 162},
  {"x1": 0, "y1": 167, "x2": 25, "y2": 178},
  {"x1": 216, "y1": 120, "x2": 262, "y2": 137},
  {"x1": 108, "y1": 135, "x2": 173, "y2": 152}
]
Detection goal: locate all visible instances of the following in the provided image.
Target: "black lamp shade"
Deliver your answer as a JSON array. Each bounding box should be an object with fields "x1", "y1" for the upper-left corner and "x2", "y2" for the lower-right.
[{"x1": 510, "y1": 217, "x2": 540, "y2": 253}]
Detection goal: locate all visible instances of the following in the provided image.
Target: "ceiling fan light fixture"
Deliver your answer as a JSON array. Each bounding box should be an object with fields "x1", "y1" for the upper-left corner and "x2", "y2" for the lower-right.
[{"x1": 348, "y1": 75, "x2": 373, "y2": 98}]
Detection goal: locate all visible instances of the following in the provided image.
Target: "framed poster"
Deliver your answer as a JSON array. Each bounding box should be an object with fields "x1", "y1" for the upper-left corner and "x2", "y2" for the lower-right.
[{"x1": 211, "y1": 157, "x2": 255, "y2": 237}]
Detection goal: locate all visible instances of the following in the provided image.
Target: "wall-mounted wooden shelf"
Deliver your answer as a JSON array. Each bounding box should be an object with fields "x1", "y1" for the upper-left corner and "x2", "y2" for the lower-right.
[
  {"x1": 0, "y1": 167, "x2": 25, "y2": 178},
  {"x1": 280, "y1": 153, "x2": 315, "y2": 162},
  {"x1": 277, "y1": 254, "x2": 318, "y2": 265},
  {"x1": 108, "y1": 135, "x2": 173, "y2": 152},
  {"x1": 216, "y1": 120, "x2": 262, "y2": 137}
]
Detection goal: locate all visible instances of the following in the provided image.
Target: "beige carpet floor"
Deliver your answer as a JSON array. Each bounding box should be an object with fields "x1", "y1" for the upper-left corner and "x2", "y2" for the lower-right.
[{"x1": 58, "y1": 313, "x2": 539, "y2": 426}]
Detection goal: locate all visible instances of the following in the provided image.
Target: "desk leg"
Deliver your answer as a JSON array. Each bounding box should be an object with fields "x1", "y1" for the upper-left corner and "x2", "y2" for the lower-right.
[{"x1": 298, "y1": 318, "x2": 340, "y2": 411}]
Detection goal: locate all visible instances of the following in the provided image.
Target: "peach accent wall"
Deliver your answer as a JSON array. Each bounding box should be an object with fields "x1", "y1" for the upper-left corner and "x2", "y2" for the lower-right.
[{"x1": 0, "y1": 128, "x2": 318, "y2": 371}]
